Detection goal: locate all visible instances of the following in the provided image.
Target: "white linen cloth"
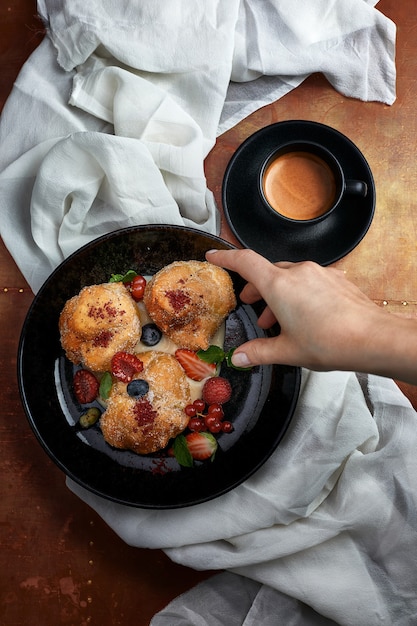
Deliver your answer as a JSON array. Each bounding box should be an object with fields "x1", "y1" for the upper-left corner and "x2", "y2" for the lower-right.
[
  {"x1": 0, "y1": 0, "x2": 395, "y2": 293},
  {"x1": 68, "y1": 370, "x2": 417, "y2": 625}
]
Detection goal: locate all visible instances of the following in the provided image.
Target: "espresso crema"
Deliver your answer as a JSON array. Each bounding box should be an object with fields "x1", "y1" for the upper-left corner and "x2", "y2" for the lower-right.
[{"x1": 263, "y1": 151, "x2": 337, "y2": 220}]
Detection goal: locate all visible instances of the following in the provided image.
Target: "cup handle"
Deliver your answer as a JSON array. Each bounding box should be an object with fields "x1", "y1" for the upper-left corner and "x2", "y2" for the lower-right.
[{"x1": 345, "y1": 179, "x2": 368, "y2": 197}]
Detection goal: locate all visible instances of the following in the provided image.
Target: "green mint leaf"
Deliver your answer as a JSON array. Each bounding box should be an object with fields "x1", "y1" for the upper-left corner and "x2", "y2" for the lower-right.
[
  {"x1": 225, "y1": 348, "x2": 252, "y2": 371},
  {"x1": 109, "y1": 273, "x2": 124, "y2": 283},
  {"x1": 109, "y1": 270, "x2": 138, "y2": 283},
  {"x1": 172, "y1": 434, "x2": 193, "y2": 467},
  {"x1": 99, "y1": 371, "x2": 113, "y2": 400},
  {"x1": 197, "y1": 345, "x2": 225, "y2": 364},
  {"x1": 121, "y1": 270, "x2": 138, "y2": 283}
]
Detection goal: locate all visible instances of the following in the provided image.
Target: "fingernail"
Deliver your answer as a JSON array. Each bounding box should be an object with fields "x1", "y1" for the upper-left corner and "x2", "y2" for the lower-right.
[
  {"x1": 205, "y1": 249, "x2": 219, "y2": 255},
  {"x1": 231, "y1": 351, "x2": 251, "y2": 368}
]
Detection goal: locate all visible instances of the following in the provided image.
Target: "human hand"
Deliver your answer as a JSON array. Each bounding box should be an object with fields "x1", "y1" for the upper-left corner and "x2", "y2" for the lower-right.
[{"x1": 206, "y1": 248, "x2": 400, "y2": 377}]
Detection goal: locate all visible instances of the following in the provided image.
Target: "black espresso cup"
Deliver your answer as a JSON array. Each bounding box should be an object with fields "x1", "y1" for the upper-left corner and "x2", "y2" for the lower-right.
[{"x1": 259, "y1": 141, "x2": 368, "y2": 224}]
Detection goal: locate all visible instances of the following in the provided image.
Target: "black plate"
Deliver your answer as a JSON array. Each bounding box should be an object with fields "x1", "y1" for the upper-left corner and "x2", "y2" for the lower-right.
[
  {"x1": 18, "y1": 225, "x2": 300, "y2": 509},
  {"x1": 223, "y1": 120, "x2": 375, "y2": 265}
]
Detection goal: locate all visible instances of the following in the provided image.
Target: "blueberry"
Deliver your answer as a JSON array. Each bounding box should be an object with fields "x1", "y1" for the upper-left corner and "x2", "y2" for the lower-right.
[
  {"x1": 141, "y1": 323, "x2": 162, "y2": 346},
  {"x1": 127, "y1": 379, "x2": 149, "y2": 398}
]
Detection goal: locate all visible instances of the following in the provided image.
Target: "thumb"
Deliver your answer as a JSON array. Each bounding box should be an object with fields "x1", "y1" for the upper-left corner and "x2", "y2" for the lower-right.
[{"x1": 231, "y1": 336, "x2": 295, "y2": 368}]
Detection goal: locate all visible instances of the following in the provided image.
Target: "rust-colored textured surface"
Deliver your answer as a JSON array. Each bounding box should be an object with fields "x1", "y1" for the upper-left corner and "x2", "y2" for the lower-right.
[{"x1": 1, "y1": 1, "x2": 416, "y2": 624}]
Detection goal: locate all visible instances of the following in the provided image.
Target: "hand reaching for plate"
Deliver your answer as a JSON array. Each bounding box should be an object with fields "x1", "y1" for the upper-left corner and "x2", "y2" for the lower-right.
[{"x1": 206, "y1": 249, "x2": 417, "y2": 385}]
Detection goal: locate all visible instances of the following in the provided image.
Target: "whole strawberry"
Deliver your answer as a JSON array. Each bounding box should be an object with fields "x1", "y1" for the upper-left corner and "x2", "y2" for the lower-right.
[{"x1": 202, "y1": 376, "x2": 232, "y2": 405}]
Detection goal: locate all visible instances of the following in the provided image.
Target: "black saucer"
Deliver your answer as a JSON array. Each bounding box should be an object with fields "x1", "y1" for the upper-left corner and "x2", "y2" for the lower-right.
[{"x1": 222, "y1": 121, "x2": 375, "y2": 265}]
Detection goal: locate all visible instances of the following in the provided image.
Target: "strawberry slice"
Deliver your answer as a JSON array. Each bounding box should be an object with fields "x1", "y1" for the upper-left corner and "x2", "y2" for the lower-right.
[
  {"x1": 73, "y1": 369, "x2": 99, "y2": 404},
  {"x1": 175, "y1": 349, "x2": 216, "y2": 381},
  {"x1": 111, "y1": 351, "x2": 143, "y2": 383},
  {"x1": 185, "y1": 432, "x2": 218, "y2": 461}
]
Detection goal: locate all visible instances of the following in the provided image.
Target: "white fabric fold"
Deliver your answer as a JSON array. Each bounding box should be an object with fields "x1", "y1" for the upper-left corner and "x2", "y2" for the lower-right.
[
  {"x1": 69, "y1": 59, "x2": 218, "y2": 219},
  {"x1": 222, "y1": 0, "x2": 396, "y2": 130},
  {"x1": 149, "y1": 572, "x2": 339, "y2": 625},
  {"x1": 30, "y1": 132, "x2": 190, "y2": 267},
  {"x1": 39, "y1": 0, "x2": 396, "y2": 131},
  {"x1": 67, "y1": 370, "x2": 417, "y2": 625},
  {"x1": 0, "y1": 0, "x2": 396, "y2": 293}
]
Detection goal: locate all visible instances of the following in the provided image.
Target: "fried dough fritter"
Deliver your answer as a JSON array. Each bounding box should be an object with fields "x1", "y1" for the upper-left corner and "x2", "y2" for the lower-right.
[
  {"x1": 143, "y1": 260, "x2": 236, "y2": 351},
  {"x1": 100, "y1": 351, "x2": 191, "y2": 454},
  {"x1": 59, "y1": 282, "x2": 141, "y2": 373}
]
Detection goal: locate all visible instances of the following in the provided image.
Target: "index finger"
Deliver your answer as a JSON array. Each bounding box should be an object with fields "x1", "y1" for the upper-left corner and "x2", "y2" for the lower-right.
[{"x1": 205, "y1": 248, "x2": 277, "y2": 291}]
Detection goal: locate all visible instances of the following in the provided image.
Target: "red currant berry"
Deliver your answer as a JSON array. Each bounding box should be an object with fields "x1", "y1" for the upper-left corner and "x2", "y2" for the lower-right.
[
  {"x1": 207, "y1": 404, "x2": 224, "y2": 420},
  {"x1": 221, "y1": 421, "x2": 234, "y2": 433},
  {"x1": 188, "y1": 417, "x2": 206, "y2": 432},
  {"x1": 193, "y1": 399, "x2": 206, "y2": 412},
  {"x1": 204, "y1": 414, "x2": 218, "y2": 428},
  {"x1": 130, "y1": 275, "x2": 147, "y2": 301},
  {"x1": 184, "y1": 404, "x2": 197, "y2": 417},
  {"x1": 208, "y1": 419, "x2": 222, "y2": 433}
]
